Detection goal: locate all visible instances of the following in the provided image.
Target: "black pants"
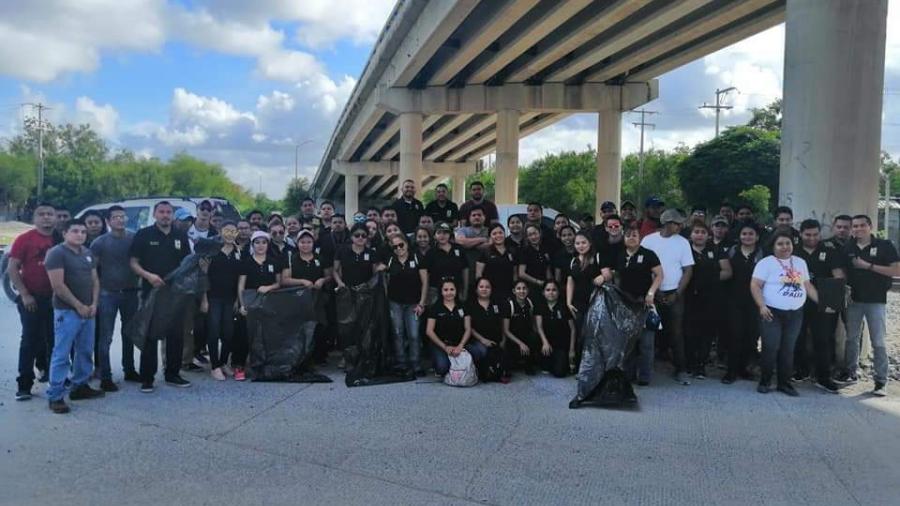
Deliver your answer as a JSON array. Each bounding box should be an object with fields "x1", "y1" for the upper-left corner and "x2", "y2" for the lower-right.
[
  {"x1": 140, "y1": 306, "x2": 185, "y2": 383},
  {"x1": 794, "y1": 303, "x2": 838, "y2": 382},
  {"x1": 503, "y1": 331, "x2": 541, "y2": 373},
  {"x1": 231, "y1": 313, "x2": 249, "y2": 367},
  {"x1": 712, "y1": 294, "x2": 730, "y2": 364},
  {"x1": 684, "y1": 292, "x2": 714, "y2": 373},
  {"x1": 206, "y1": 297, "x2": 235, "y2": 368},
  {"x1": 16, "y1": 295, "x2": 54, "y2": 390},
  {"x1": 656, "y1": 291, "x2": 686, "y2": 373},
  {"x1": 727, "y1": 299, "x2": 759, "y2": 376}
]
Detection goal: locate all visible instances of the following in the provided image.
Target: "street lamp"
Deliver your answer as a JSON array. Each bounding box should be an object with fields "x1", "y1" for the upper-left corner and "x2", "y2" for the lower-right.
[{"x1": 294, "y1": 139, "x2": 316, "y2": 180}]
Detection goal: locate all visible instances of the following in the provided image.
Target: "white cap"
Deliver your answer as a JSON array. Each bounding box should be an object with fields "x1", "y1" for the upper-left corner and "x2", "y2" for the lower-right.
[{"x1": 250, "y1": 231, "x2": 270, "y2": 243}]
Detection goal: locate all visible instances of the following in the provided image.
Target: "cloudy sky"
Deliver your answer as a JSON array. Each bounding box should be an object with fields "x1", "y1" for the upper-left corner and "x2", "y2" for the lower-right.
[{"x1": 0, "y1": 0, "x2": 898, "y2": 199}]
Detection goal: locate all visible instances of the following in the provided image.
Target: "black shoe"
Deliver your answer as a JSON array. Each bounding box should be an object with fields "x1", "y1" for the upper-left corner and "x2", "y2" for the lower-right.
[
  {"x1": 123, "y1": 370, "x2": 141, "y2": 382},
  {"x1": 69, "y1": 384, "x2": 105, "y2": 400},
  {"x1": 415, "y1": 369, "x2": 426, "y2": 378},
  {"x1": 872, "y1": 382, "x2": 887, "y2": 397},
  {"x1": 183, "y1": 363, "x2": 204, "y2": 372},
  {"x1": 757, "y1": 382, "x2": 770, "y2": 394},
  {"x1": 814, "y1": 379, "x2": 840, "y2": 394},
  {"x1": 834, "y1": 371, "x2": 858, "y2": 385},
  {"x1": 524, "y1": 367, "x2": 536, "y2": 376},
  {"x1": 568, "y1": 398, "x2": 582, "y2": 409},
  {"x1": 38, "y1": 371, "x2": 49, "y2": 383},
  {"x1": 49, "y1": 399, "x2": 70, "y2": 414},
  {"x1": 738, "y1": 369, "x2": 755, "y2": 381},
  {"x1": 721, "y1": 374, "x2": 736, "y2": 385},
  {"x1": 165, "y1": 375, "x2": 192, "y2": 388},
  {"x1": 192, "y1": 354, "x2": 209, "y2": 367},
  {"x1": 100, "y1": 379, "x2": 119, "y2": 392},
  {"x1": 777, "y1": 384, "x2": 799, "y2": 397},
  {"x1": 140, "y1": 382, "x2": 155, "y2": 393},
  {"x1": 15, "y1": 388, "x2": 32, "y2": 401}
]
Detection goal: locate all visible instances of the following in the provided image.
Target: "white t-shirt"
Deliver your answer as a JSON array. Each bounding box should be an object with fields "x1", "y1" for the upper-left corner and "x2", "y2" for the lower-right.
[
  {"x1": 640, "y1": 232, "x2": 694, "y2": 291},
  {"x1": 752, "y1": 255, "x2": 810, "y2": 310}
]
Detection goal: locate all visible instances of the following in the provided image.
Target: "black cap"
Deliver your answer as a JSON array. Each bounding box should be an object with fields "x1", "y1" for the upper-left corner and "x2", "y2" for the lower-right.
[{"x1": 600, "y1": 201, "x2": 616, "y2": 211}]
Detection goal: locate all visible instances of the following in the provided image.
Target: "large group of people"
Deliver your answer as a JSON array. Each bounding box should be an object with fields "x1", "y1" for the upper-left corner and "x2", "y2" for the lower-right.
[{"x1": 7, "y1": 180, "x2": 899, "y2": 414}]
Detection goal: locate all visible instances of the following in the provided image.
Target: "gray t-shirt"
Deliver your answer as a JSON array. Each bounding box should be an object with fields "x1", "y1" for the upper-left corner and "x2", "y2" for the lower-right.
[
  {"x1": 90, "y1": 231, "x2": 138, "y2": 291},
  {"x1": 44, "y1": 244, "x2": 97, "y2": 310}
]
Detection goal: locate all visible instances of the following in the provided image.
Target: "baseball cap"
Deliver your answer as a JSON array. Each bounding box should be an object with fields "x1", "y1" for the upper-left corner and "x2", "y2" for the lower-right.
[
  {"x1": 712, "y1": 215, "x2": 729, "y2": 226},
  {"x1": 620, "y1": 200, "x2": 636, "y2": 210},
  {"x1": 691, "y1": 206, "x2": 706, "y2": 215},
  {"x1": 296, "y1": 229, "x2": 315, "y2": 240},
  {"x1": 174, "y1": 208, "x2": 193, "y2": 221},
  {"x1": 644, "y1": 196, "x2": 665, "y2": 208},
  {"x1": 660, "y1": 209, "x2": 686, "y2": 225},
  {"x1": 600, "y1": 201, "x2": 616, "y2": 212},
  {"x1": 435, "y1": 222, "x2": 453, "y2": 233},
  {"x1": 250, "y1": 231, "x2": 270, "y2": 243}
]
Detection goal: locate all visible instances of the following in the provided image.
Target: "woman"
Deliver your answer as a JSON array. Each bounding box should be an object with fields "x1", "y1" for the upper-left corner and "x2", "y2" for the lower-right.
[
  {"x1": 281, "y1": 229, "x2": 332, "y2": 370},
  {"x1": 505, "y1": 215, "x2": 525, "y2": 253},
  {"x1": 236, "y1": 231, "x2": 282, "y2": 381},
  {"x1": 722, "y1": 223, "x2": 764, "y2": 385},
  {"x1": 333, "y1": 223, "x2": 383, "y2": 291},
  {"x1": 476, "y1": 223, "x2": 516, "y2": 302},
  {"x1": 553, "y1": 225, "x2": 577, "y2": 284},
  {"x1": 684, "y1": 222, "x2": 732, "y2": 379},
  {"x1": 534, "y1": 280, "x2": 576, "y2": 377},
  {"x1": 467, "y1": 278, "x2": 506, "y2": 382},
  {"x1": 615, "y1": 226, "x2": 663, "y2": 385},
  {"x1": 415, "y1": 226, "x2": 433, "y2": 258},
  {"x1": 503, "y1": 280, "x2": 537, "y2": 375},
  {"x1": 284, "y1": 215, "x2": 302, "y2": 246},
  {"x1": 517, "y1": 224, "x2": 553, "y2": 304},
  {"x1": 364, "y1": 219, "x2": 382, "y2": 250},
  {"x1": 268, "y1": 222, "x2": 296, "y2": 268},
  {"x1": 566, "y1": 232, "x2": 610, "y2": 331},
  {"x1": 202, "y1": 222, "x2": 241, "y2": 380},
  {"x1": 385, "y1": 233, "x2": 428, "y2": 375},
  {"x1": 553, "y1": 214, "x2": 570, "y2": 238},
  {"x1": 82, "y1": 209, "x2": 107, "y2": 246},
  {"x1": 425, "y1": 279, "x2": 487, "y2": 377},
  {"x1": 380, "y1": 223, "x2": 404, "y2": 259},
  {"x1": 750, "y1": 230, "x2": 818, "y2": 396}
]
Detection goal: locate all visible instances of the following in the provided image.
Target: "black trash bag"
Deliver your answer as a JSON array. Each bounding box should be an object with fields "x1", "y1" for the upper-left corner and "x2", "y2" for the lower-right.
[
  {"x1": 570, "y1": 284, "x2": 648, "y2": 408},
  {"x1": 125, "y1": 238, "x2": 220, "y2": 351},
  {"x1": 243, "y1": 286, "x2": 332, "y2": 383},
  {"x1": 338, "y1": 274, "x2": 415, "y2": 387}
]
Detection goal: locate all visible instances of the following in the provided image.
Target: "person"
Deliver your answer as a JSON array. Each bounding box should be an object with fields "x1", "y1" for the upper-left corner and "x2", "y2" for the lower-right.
[
  {"x1": 425, "y1": 183, "x2": 459, "y2": 225},
  {"x1": 641, "y1": 209, "x2": 694, "y2": 385},
  {"x1": 579, "y1": 214, "x2": 595, "y2": 231},
  {"x1": 459, "y1": 181, "x2": 499, "y2": 226},
  {"x1": 380, "y1": 207, "x2": 398, "y2": 228},
  {"x1": 794, "y1": 219, "x2": 844, "y2": 393},
  {"x1": 638, "y1": 197, "x2": 664, "y2": 237},
  {"x1": 54, "y1": 208, "x2": 71, "y2": 234},
  {"x1": 709, "y1": 214, "x2": 734, "y2": 367},
  {"x1": 44, "y1": 219, "x2": 104, "y2": 413},
  {"x1": 173, "y1": 208, "x2": 193, "y2": 233},
  {"x1": 525, "y1": 202, "x2": 559, "y2": 254},
  {"x1": 129, "y1": 201, "x2": 192, "y2": 392},
  {"x1": 414, "y1": 226, "x2": 433, "y2": 260},
  {"x1": 392, "y1": 179, "x2": 425, "y2": 235},
  {"x1": 365, "y1": 207, "x2": 381, "y2": 226},
  {"x1": 425, "y1": 279, "x2": 487, "y2": 377},
  {"x1": 534, "y1": 280, "x2": 576, "y2": 377},
  {"x1": 553, "y1": 214, "x2": 570, "y2": 238},
  {"x1": 566, "y1": 232, "x2": 610, "y2": 336},
  {"x1": 281, "y1": 229, "x2": 333, "y2": 372},
  {"x1": 766, "y1": 206, "x2": 800, "y2": 252},
  {"x1": 553, "y1": 225, "x2": 576, "y2": 284},
  {"x1": 91, "y1": 205, "x2": 140, "y2": 389},
  {"x1": 683, "y1": 222, "x2": 732, "y2": 379},
  {"x1": 210, "y1": 211, "x2": 224, "y2": 232},
  {"x1": 710, "y1": 215, "x2": 732, "y2": 252},
  {"x1": 188, "y1": 200, "x2": 217, "y2": 248},
  {"x1": 236, "y1": 219, "x2": 252, "y2": 253},
  {"x1": 680, "y1": 207, "x2": 706, "y2": 239},
  {"x1": 620, "y1": 200, "x2": 638, "y2": 228},
  {"x1": 505, "y1": 214, "x2": 525, "y2": 253},
  {"x1": 750, "y1": 230, "x2": 819, "y2": 396},
  {"x1": 594, "y1": 214, "x2": 625, "y2": 270},
  {"x1": 8, "y1": 202, "x2": 58, "y2": 401},
  {"x1": 824, "y1": 214, "x2": 852, "y2": 250},
  {"x1": 325, "y1": 214, "x2": 350, "y2": 249},
  {"x1": 418, "y1": 214, "x2": 434, "y2": 232},
  {"x1": 718, "y1": 202, "x2": 735, "y2": 227},
  {"x1": 202, "y1": 222, "x2": 242, "y2": 381},
  {"x1": 384, "y1": 233, "x2": 428, "y2": 376},
  {"x1": 237, "y1": 231, "x2": 282, "y2": 380},
  {"x1": 466, "y1": 278, "x2": 506, "y2": 381},
  {"x1": 599, "y1": 201, "x2": 617, "y2": 222},
  {"x1": 727, "y1": 204, "x2": 756, "y2": 243},
  {"x1": 503, "y1": 280, "x2": 538, "y2": 375},
  {"x1": 615, "y1": 226, "x2": 663, "y2": 385},
  {"x1": 319, "y1": 201, "x2": 335, "y2": 231},
  {"x1": 285, "y1": 215, "x2": 302, "y2": 245},
  {"x1": 364, "y1": 219, "x2": 383, "y2": 251},
  {"x1": 268, "y1": 222, "x2": 296, "y2": 267},
  {"x1": 455, "y1": 206, "x2": 489, "y2": 251},
  {"x1": 82, "y1": 209, "x2": 107, "y2": 247},
  {"x1": 838, "y1": 214, "x2": 899, "y2": 396},
  {"x1": 333, "y1": 223, "x2": 384, "y2": 291},
  {"x1": 300, "y1": 197, "x2": 317, "y2": 221},
  {"x1": 475, "y1": 223, "x2": 516, "y2": 302},
  {"x1": 517, "y1": 224, "x2": 553, "y2": 304},
  {"x1": 425, "y1": 223, "x2": 469, "y2": 301},
  {"x1": 722, "y1": 222, "x2": 764, "y2": 385},
  {"x1": 247, "y1": 210, "x2": 265, "y2": 230}
]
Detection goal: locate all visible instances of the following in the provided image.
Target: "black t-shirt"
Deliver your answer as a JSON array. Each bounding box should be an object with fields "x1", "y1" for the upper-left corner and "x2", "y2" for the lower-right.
[
  {"x1": 207, "y1": 247, "x2": 242, "y2": 299},
  {"x1": 518, "y1": 243, "x2": 553, "y2": 283},
  {"x1": 336, "y1": 245, "x2": 380, "y2": 287},
  {"x1": 615, "y1": 246, "x2": 661, "y2": 301},
  {"x1": 842, "y1": 237, "x2": 899, "y2": 304},
  {"x1": 425, "y1": 200, "x2": 459, "y2": 225},
  {"x1": 505, "y1": 297, "x2": 534, "y2": 340},
  {"x1": 728, "y1": 246, "x2": 763, "y2": 301},
  {"x1": 129, "y1": 225, "x2": 190, "y2": 292},
  {"x1": 241, "y1": 255, "x2": 283, "y2": 290},
  {"x1": 553, "y1": 248, "x2": 576, "y2": 280},
  {"x1": 424, "y1": 244, "x2": 468, "y2": 288},
  {"x1": 596, "y1": 240, "x2": 625, "y2": 271},
  {"x1": 466, "y1": 299, "x2": 506, "y2": 343},
  {"x1": 568, "y1": 253, "x2": 604, "y2": 309},
  {"x1": 535, "y1": 300, "x2": 572, "y2": 346},
  {"x1": 477, "y1": 246, "x2": 517, "y2": 300},
  {"x1": 688, "y1": 245, "x2": 723, "y2": 296},
  {"x1": 426, "y1": 302, "x2": 467, "y2": 346},
  {"x1": 392, "y1": 197, "x2": 425, "y2": 234},
  {"x1": 387, "y1": 253, "x2": 426, "y2": 304},
  {"x1": 290, "y1": 252, "x2": 327, "y2": 282}
]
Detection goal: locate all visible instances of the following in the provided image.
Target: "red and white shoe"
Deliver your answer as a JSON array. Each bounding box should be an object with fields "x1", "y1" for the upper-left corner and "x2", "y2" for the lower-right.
[{"x1": 233, "y1": 367, "x2": 246, "y2": 382}]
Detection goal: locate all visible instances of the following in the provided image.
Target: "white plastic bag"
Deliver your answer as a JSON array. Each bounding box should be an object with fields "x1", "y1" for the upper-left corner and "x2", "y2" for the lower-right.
[{"x1": 444, "y1": 350, "x2": 478, "y2": 387}]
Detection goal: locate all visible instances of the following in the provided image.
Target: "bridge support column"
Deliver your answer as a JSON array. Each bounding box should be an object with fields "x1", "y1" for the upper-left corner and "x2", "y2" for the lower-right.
[
  {"x1": 495, "y1": 109, "x2": 520, "y2": 205},
  {"x1": 780, "y1": 0, "x2": 887, "y2": 225},
  {"x1": 596, "y1": 109, "x2": 622, "y2": 218},
  {"x1": 399, "y1": 112, "x2": 424, "y2": 197},
  {"x1": 344, "y1": 174, "x2": 359, "y2": 217},
  {"x1": 452, "y1": 174, "x2": 467, "y2": 207}
]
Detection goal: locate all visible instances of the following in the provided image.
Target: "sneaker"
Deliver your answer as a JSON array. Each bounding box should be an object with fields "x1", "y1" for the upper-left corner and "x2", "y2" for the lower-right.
[
  {"x1": 499, "y1": 375, "x2": 511, "y2": 384},
  {"x1": 872, "y1": 382, "x2": 887, "y2": 397},
  {"x1": 123, "y1": 370, "x2": 141, "y2": 382},
  {"x1": 792, "y1": 371, "x2": 809, "y2": 382},
  {"x1": 693, "y1": 369, "x2": 707, "y2": 380},
  {"x1": 165, "y1": 375, "x2": 192, "y2": 388},
  {"x1": 721, "y1": 374, "x2": 736, "y2": 385},
  {"x1": 140, "y1": 382, "x2": 155, "y2": 393},
  {"x1": 38, "y1": 371, "x2": 49, "y2": 383},
  {"x1": 674, "y1": 372, "x2": 691, "y2": 386},
  {"x1": 210, "y1": 368, "x2": 226, "y2": 381},
  {"x1": 100, "y1": 379, "x2": 119, "y2": 392},
  {"x1": 15, "y1": 387, "x2": 32, "y2": 401},
  {"x1": 835, "y1": 371, "x2": 858, "y2": 385},
  {"x1": 221, "y1": 364, "x2": 234, "y2": 377},
  {"x1": 183, "y1": 363, "x2": 204, "y2": 372},
  {"x1": 636, "y1": 379, "x2": 650, "y2": 386},
  {"x1": 233, "y1": 367, "x2": 246, "y2": 382},
  {"x1": 69, "y1": 384, "x2": 105, "y2": 400},
  {"x1": 814, "y1": 379, "x2": 840, "y2": 394},
  {"x1": 49, "y1": 399, "x2": 70, "y2": 414},
  {"x1": 757, "y1": 382, "x2": 770, "y2": 394},
  {"x1": 777, "y1": 384, "x2": 799, "y2": 397},
  {"x1": 192, "y1": 354, "x2": 209, "y2": 367}
]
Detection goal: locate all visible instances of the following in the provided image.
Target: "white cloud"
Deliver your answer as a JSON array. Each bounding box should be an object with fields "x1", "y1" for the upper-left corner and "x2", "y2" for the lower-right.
[
  {"x1": 255, "y1": 50, "x2": 323, "y2": 82},
  {"x1": 170, "y1": 88, "x2": 256, "y2": 131},
  {"x1": 74, "y1": 97, "x2": 119, "y2": 139}
]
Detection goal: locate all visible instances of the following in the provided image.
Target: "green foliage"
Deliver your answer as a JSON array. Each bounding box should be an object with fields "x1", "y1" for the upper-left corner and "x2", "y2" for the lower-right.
[
  {"x1": 621, "y1": 148, "x2": 688, "y2": 210},
  {"x1": 518, "y1": 150, "x2": 596, "y2": 216},
  {"x1": 747, "y1": 98, "x2": 782, "y2": 131},
  {"x1": 738, "y1": 185, "x2": 772, "y2": 222},
  {"x1": 282, "y1": 177, "x2": 312, "y2": 216},
  {"x1": 882, "y1": 151, "x2": 900, "y2": 197},
  {"x1": 0, "y1": 152, "x2": 36, "y2": 210}
]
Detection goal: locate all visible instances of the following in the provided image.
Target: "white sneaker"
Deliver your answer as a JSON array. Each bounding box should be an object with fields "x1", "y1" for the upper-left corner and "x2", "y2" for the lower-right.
[
  {"x1": 210, "y1": 368, "x2": 226, "y2": 381},
  {"x1": 221, "y1": 364, "x2": 234, "y2": 377},
  {"x1": 872, "y1": 382, "x2": 887, "y2": 397},
  {"x1": 674, "y1": 372, "x2": 691, "y2": 386}
]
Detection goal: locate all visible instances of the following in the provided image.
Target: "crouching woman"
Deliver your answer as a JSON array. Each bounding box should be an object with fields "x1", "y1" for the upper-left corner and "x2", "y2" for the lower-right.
[{"x1": 425, "y1": 279, "x2": 487, "y2": 377}]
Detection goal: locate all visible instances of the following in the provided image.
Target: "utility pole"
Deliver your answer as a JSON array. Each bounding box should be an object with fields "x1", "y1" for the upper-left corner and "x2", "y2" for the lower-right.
[
  {"x1": 699, "y1": 87, "x2": 737, "y2": 137},
  {"x1": 23, "y1": 103, "x2": 50, "y2": 199},
  {"x1": 629, "y1": 109, "x2": 657, "y2": 207}
]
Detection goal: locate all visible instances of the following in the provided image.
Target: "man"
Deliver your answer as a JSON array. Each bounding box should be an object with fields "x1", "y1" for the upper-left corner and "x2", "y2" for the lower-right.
[
  {"x1": 838, "y1": 214, "x2": 900, "y2": 396},
  {"x1": 300, "y1": 197, "x2": 317, "y2": 220},
  {"x1": 709, "y1": 214, "x2": 734, "y2": 369},
  {"x1": 174, "y1": 208, "x2": 193, "y2": 233},
  {"x1": 525, "y1": 202, "x2": 560, "y2": 253},
  {"x1": 380, "y1": 207, "x2": 398, "y2": 227},
  {"x1": 709, "y1": 215, "x2": 732, "y2": 252},
  {"x1": 726, "y1": 204, "x2": 756, "y2": 243},
  {"x1": 456, "y1": 206, "x2": 490, "y2": 293},
  {"x1": 188, "y1": 200, "x2": 217, "y2": 247},
  {"x1": 824, "y1": 214, "x2": 852, "y2": 250},
  {"x1": 365, "y1": 207, "x2": 381, "y2": 226},
  {"x1": 236, "y1": 219, "x2": 252, "y2": 254},
  {"x1": 425, "y1": 223, "x2": 469, "y2": 300},
  {"x1": 641, "y1": 209, "x2": 694, "y2": 385},
  {"x1": 247, "y1": 210, "x2": 265, "y2": 229},
  {"x1": 794, "y1": 219, "x2": 844, "y2": 393},
  {"x1": 595, "y1": 214, "x2": 625, "y2": 269},
  {"x1": 718, "y1": 202, "x2": 735, "y2": 227},
  {"x1": 391, "y1": 179, "x2": 425, "y2": 235},
  {"x1": 54, "y1": 208, "x2": 71, "y2": 234},
  {"x1": 680, "y1": 207, "x2": 707, "y2": 239},
  {"x1": 459, "y1": 181, "x2": 499, "y2": 226},
  {"x1": 619, "y1": 201, "x2": 638, "y2": 228},
  {"x1": 418, "y1": 214, "x2": 434, "y2": 232},
  {"x1": 771, "y1": 206, "x2": 800, "y2": 247},
  {"x1": 425, "y1": 183, "x2": 459, "y2": 226},
  {"x1": 638, "y1": 197, "x2": 664, "y2": 237},
  {"x1": 579, "y1": 214, "x2": 595, "y2": 231},
  {"x1": 319, "y1": 200, "x2": 336, "y2": 231},
  {"x1": 44, "y1": 219, "x2": 104, "y2": 413},
  {"x1": 91, "y1": 205, "x2": 141, "y2": 388},
  {"x1": 129, "y1": 201, "x2": 192, "y2": 392},
  {"x1": 210, "y1": 211, "x2": 224, "y2": 231},
  {"x1": 8, "y1": 202, "x2": 57, "y2": 400},
  {"x1": 599, "y1": 201, "x2": 617, "y2": 222}
]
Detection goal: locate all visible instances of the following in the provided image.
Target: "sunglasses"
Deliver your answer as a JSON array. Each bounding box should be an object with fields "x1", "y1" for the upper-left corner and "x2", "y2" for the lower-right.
[
  {"x1": 392, "y1": 243, "x2": 406, "y2": 250},
  {"x1": 352, "y1": 233, "x2": 367, "y2": 239}
]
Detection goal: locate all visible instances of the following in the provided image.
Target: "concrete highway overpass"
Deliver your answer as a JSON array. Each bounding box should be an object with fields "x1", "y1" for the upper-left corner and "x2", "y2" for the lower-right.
[{"x1": 311, "y1": 0, "x2": 888, "y2": 223}]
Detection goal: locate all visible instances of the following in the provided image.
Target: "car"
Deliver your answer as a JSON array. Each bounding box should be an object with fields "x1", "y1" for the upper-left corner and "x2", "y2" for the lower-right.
[{"x1": 75, "y1": 196, "x2": 241, "y2": 233}]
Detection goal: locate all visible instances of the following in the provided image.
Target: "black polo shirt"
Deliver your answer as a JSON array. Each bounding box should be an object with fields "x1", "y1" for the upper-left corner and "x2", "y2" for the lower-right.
[
  {"x1": 596, "y1": 240, "x2": 624, "y2": 271},
  {"x1": 842, "y1": 237, "x2": 899, "y2": 303},
  {"x1": 425, "y1": 200, "x2": 459, "y2": 225},
  {"x1": 392, "y1": 197, "x2": 425, "y2": 235},
  {"x1": 477, "y1": 246, "x2": 517, "y2": 300},
  {"x1": 466, "y1": 299, "x2": 506, "y2": 343},
  {"x1": 504, "y1": 236, "x2": 524, "y2": 257},
  {"x1": 207, "y1": 247, "x2": 242, "y2": 299},
  {"x1": 336, "y1": 245, "x2": 380, "y2": 287},
  {"x1": 129, "y1": 224, "x2": 190, "y2": 292},
  {"x1": 553, "y1": 248, "x2": 576, "y2": 280},
  {"x1": 615, "y1": 246, "x2": 660, "y2": 301},
  {"x1": 290, "y1": 252, "x2": 327, "y2": 282},
  {"x1": 425, "y1": 244, "x2": 468, "y2": 288},
  {"x1": 505, "y1": 297, "x2": 535, "y2": 339},
  {"x1": 426, "y1": 302, "x2": 467, "y2": 346},
  {"x1": 728, "y1": 246, "x2": 763, "y2": 301},
  {"x1": 688, "y1": 245, "x2": 723, "y2": 295},
  {"x1": 535, "y1": 300, "x2": 572, "y2": 346},
  {"x1": 241, "y1": 255, "x2": 282, "y2": 290},
  {"x1": 312, "y1": 242, "x2": 335, "y2": 268},
  {"x1": 568, "y1": 253, "x2": 604, "y2": 310},
  {"x1": 386, "y1": 253, "x2": 426, "y2": 304},
  {"x1": 518, "y1": 244, "x2": 553, "y2": 282},
  {"x1": 269, "y1": 242, "x2": 297, "y2": 270},
  {"x1": 796, "y1": 244, "x2": 840, "y2": 284}
]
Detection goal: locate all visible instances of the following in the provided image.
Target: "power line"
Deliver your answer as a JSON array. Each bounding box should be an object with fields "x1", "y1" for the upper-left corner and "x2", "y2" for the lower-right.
[
  {"x1": 22, "y1": 102, "x2": 51, "y2": 199},
  {"x1": 699, "y1": 87, "x2": 737, "y2": 137},
  {"x1": 629, "y1": 108, "x2": 658, "y2": 207}
]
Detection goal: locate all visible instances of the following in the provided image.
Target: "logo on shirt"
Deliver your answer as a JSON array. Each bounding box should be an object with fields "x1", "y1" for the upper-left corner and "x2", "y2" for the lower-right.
[
  {"x1": 174, "y1": 240, "x2": 182, "y2": 250},
  {"x1": 149, "y1": 241, "x2": 159, "y2": 246},
  {"x1": 454, "y1": 249, "x2": 460, "y2": 257},
  {"x1": 85, "y1": 255, "x2": 92, "y2": 263},
  {"x1": 819, "y1": 252, "x2": 827, "y2": 261},
  {"x1": 870, "y1": 247, "x2": 878, "y2": 257},
  {"x1": 446, "y1": 210, "x2": 452, "y2": 217},
  {"x1": 409, "y1": 261, "x2": 416, "y2": 268},
  {"x1": 363, "y1": 253, "x2": 370, "y2": 261},
  {"x1": 314, "y1": 259, "x2": 320, "y2": 267},
  {"x1": 267, "y1": 264, "x2": 274, "y2": 273},
  {"x1": 457, "y1": 309, "x2": 464, "y2": 317},
  {"x1": 637, "y1": 255, "x2": 644, "y2": 264},
  {"x1": 707, "y1": 251, "x2": 714, "y2": 259}
]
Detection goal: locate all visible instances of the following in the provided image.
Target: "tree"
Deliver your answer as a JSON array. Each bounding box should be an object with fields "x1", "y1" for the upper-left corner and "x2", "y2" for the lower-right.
[
  {"x1": 738, "y1": 185, "x2": 772, "y2": 223},
  {"x1": 282, "y1": 177, "x2": 311, "y2": 216},
  {"x1": 747, "y1": 98, "x2": 782, "y2": 131},
  {"x1": 882, "y1": 151, "x2": 900, "y2": 197},
  {"x1": 518, "y1": 150, "x2": 596, "y2": 216},
  {"x1": 0, "y1": 152, "x2": 36, "y2": 213},
  {"x1": 621, "y1": 147, "x2": 688, "y2": 210}
]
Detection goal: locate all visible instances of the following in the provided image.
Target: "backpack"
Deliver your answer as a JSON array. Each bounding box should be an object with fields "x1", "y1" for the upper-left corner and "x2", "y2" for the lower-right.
[{"x1": 444, "y1": 350, "x2": 478, "y2": 387}]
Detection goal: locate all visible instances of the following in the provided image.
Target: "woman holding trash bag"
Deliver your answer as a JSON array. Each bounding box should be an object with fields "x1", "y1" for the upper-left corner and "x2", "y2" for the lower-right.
[
  {"x1": 281, "y1": 229, "x2": 333, "y2": 368},
  {"x1": 466, "y1": 278, "x2": 507, "y2": 382},
  {"x1": 503, "y1": 280, "x2": 538, "y2": 376},
  {"x1": 534, "y1": 280, "x2": 576, "y2": 377},
  {"x1": 385, "y1": 233, "x2": 428, "y2": 376},
  {"x1": 236, "y1": 231, "x2": 283, "y2": 381},
  {"x1": 722, "y1": 223, "x2": 764, "y2": 385},
  {"x1": 750, "y1": 230, "x2": 818, "y2": 396},
  {"x1": 425, "y1": 279, "x2": 487, "y2": 377},
  {"x1": 566, "y1": 232, "x2": 611, "y2": 332},
  {"x1": 475, "y1": 223, "x2": 516, "y2": 303},
  {"x1": 202, "y1": 221, "x2": 242, "y2": 381}
]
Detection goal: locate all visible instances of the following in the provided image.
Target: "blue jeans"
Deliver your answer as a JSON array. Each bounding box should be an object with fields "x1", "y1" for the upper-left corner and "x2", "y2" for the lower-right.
[
  {"x1": 97, "y1": 290, "x2": 138, "y2": 380},
  {"x1": 16, "y1": 295, "x2": 54, "y2": 390},
  {"x1": 431, "y1": 341, "x2": 488, "y2": 376},
  {"x1": 389, "y1": 302, "x2": 421, "y2": 370},
  {"x1": 759, "y1": 307, "x2": 804, "y2": 386},
  {"x1": 845, "y1": 302, "x2": 889, "y2": 383},
  {"x1": 47, "y1": 309, "x2": 95, "y2": 401},
  {"x1": 636, "y1": 329, "x2": 656, "y2": 383}
]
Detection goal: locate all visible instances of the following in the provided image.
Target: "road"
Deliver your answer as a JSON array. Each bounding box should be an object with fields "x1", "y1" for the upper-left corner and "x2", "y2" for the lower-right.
[{"x1": 1, "y1": 296, "x2": 900, "y2": 505}]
